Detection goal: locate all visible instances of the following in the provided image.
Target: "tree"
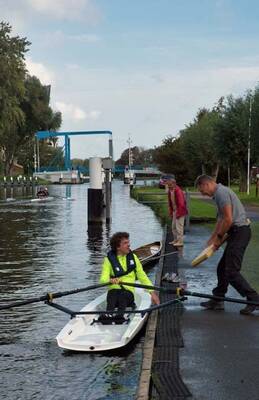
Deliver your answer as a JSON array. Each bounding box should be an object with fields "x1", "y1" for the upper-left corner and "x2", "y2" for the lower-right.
[
  {"x1": 181, "y1": 107, "x2": 222, "y2": 180},
  {"x1": 116, "y1": 146, "x2": 156, "y2": 166},
  {"x1": 72, "y1": 158, "x2": 89, "y2": 169},
  {"x1": 0, "y1": 23, "x2": 62, "y2": 174},
  {"x1": 153, "y1": 136, "x2": 192, "y2": 186},
  {"x1": 0, "y1": 22, "x2": 30, "y2": 173},
  {"x1": 37, "y1": 143, "x2": 64, "y2": 171},
  {"x1": 7, "y1": 75, "x2": 62, "y2": 174},
  {"x1": 213, "y1": 92, "x2": 259, "y2": 192}
]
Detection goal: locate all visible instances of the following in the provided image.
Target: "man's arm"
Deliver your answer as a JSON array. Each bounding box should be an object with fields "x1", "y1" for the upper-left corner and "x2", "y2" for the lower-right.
[
  {"x1": 217, "y1": 204, "x2": 233, "y2": 235},
  {"x1": 207, "y1": 220, "x2": 223, "y2": 245},
  {"x1": 208, "y1": 205, "x2": 232, "y2": 249}
]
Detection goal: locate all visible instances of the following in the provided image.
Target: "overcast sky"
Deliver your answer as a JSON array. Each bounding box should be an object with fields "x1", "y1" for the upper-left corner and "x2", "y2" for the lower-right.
[{"x1": 2, "y1": 0, "x2": 259, "y2": 160}]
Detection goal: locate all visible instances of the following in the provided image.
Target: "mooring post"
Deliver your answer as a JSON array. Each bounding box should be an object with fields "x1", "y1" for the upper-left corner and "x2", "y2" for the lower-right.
[
  {"x1": 103, "y1": 158, "x2": 113, "y2": 223},
  {"x1": 88, "y1": 157, "x2": 103, "y2": 224},
  {"x1": 130, "y1": 181, "x2": 134, "y2": 194}
]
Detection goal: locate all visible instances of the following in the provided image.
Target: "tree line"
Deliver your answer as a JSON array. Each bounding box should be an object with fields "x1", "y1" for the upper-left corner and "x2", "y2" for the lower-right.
[
  {"x1": 0, "y1": 22, "x2": 62, "y2": 175},
  {"x1": 115, "y1": 146, "x2": 156, "y2": 167},
  {"x1": 153, "y1": 92, "x2": 259, "y2": 191}
]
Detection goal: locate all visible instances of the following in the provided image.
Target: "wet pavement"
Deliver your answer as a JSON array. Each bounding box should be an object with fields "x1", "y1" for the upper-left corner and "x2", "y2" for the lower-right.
[
  {"x1": 246, "y1": 206, "x2": 259, "y2": 222},
  {"x1": 178, "y1": 226, "x2": 259, "y2": 400}
]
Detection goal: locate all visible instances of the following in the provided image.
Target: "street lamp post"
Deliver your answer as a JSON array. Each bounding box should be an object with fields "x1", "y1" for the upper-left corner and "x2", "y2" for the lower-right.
[
  {"x1": 127, "y1": 134, "x2": 133, "y2": 171},
  {"x1": 247, "y1": 94, "x2": 253, "y2": 195}
]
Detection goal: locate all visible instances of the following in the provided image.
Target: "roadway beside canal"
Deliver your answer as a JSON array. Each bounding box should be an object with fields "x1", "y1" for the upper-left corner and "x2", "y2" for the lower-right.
[{"x1": 134, "y1": 185, "x2": 259, "y2": 400}]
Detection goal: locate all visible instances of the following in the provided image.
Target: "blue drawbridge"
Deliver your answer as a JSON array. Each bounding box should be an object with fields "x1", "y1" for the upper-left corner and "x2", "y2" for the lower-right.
[{"x1": 35, "y1": 130, "x2": 113, "y2": 172}]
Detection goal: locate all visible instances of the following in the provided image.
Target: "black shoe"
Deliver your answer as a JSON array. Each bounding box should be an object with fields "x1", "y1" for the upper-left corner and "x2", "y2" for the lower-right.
[
  {"x1": 240, "y1": 301, "x2": 259, "y2": 315},
  {"x1": 240, "y1": 305, "x2": 258, "y2": 315},
  {"x1": 200, "y1": 300, "x2": 224, "y2": 310}
]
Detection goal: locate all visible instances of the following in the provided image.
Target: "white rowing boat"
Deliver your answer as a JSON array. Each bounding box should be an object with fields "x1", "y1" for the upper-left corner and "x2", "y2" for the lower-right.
[
  {"x1": 30, "y1": 196, "x2": 54, "y2": 202},
  {"x1": 56, "y1": 287, "x2": 150, "y2": 352}
]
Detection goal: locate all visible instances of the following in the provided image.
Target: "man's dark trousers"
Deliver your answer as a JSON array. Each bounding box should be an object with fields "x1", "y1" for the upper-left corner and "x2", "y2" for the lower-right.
[
  {"x1": 212, "y1": 225, "x2": 258, "y2": 300},
  {"x1": 107, "y1": 289, "x2": 135, "y2": 313}
]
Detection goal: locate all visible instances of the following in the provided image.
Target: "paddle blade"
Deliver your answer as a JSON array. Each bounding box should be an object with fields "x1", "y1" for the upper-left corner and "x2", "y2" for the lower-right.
[{"x1": 191, "y1": 245, "x2": 215, "y2": 267}]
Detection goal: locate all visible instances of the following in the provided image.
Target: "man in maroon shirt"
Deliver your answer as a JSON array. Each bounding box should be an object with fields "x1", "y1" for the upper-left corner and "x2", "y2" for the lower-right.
[{"x1": 167, "y1": 177, "x2": 188, "y2": 246}]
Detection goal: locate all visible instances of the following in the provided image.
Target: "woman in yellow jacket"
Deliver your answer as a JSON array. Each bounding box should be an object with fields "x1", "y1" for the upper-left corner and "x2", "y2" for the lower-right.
[{"x1": 100, "y1": 232, "x2": 160, "y2": 314}]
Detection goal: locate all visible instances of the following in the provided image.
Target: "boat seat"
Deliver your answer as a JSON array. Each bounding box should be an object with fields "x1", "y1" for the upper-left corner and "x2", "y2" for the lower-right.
[{"x1": 91, "y1": 313, "x2": 130, "y2": 325}]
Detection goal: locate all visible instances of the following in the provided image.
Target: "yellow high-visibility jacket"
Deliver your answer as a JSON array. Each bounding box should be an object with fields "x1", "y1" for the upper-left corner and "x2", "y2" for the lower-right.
[{"x1": 100, "y1": 253, "x2": 153, "y2": 294}]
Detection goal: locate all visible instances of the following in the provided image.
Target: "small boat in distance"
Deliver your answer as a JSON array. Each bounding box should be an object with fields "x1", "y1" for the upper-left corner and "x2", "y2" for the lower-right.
[{"x1": 31, "y1": 196, "x2": 54, "y2": 202}]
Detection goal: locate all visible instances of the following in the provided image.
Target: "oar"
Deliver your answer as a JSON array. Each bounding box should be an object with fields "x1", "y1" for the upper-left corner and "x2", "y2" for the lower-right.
[
  {"x1": 0, "y1": 282, "x2": 110, "y2": 311},
  {"x1": 120, "y1": 282, "x2": 259, "y2": 306},
  {"x1": 147, "y1": 250, "x2": 178, "y2": 262},
  {"x1": 119, "y1": 281, "x2": 174, "y2": 293}
]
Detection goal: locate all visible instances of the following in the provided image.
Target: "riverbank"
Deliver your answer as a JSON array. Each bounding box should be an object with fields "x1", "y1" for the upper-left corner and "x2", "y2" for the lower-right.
[
  {"x1": 131, "y1": 185, "x2": 259, "y2": 291},
  {"x1": 187, "y1": 184, "x2": 259, "y2": 206},
  {"x1": 0, "y1": 175, "x2": 50, "y2": 186},
  {"x1": 131, "y1": 186, "x2": 216, "y2": 223},
  {"x1": 137, "y1": 221, "x2": 259, "y2": 399}
]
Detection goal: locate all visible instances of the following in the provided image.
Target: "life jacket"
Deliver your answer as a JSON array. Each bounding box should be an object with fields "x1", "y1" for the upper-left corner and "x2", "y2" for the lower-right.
[{"x1": 107, "y1": 250, "x2": 137, "y2": 278}]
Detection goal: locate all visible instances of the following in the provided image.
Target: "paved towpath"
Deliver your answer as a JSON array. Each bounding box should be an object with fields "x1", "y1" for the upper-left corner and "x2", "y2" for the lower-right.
[{"x1": 177, "y1": 225, "x2": 259, "y2": 400}]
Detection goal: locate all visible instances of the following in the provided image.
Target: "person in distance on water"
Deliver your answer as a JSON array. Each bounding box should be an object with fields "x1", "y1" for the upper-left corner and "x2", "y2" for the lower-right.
[{"x1": 37, "y1": 187, "x2": 49, "y2": 198}]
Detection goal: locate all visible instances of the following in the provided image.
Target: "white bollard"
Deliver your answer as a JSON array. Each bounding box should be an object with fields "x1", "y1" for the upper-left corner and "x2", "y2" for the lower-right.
[{"x1": 89, "y1": 157, "x2": 103, "y2": 189}]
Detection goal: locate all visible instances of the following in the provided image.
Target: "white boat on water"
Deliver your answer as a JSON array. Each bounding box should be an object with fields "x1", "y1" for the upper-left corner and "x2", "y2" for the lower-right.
[
  {"x1": 56, "y1": 287, "x2": 151, "y2": 352},
  {"x1": 30, "y1": 196, "x2": 54, "y2": 202}
]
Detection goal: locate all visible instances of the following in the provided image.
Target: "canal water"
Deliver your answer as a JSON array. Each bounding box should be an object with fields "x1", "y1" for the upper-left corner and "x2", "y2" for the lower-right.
[{"x1": 0, "y1": 181, "x2": 162, "y2": 400}]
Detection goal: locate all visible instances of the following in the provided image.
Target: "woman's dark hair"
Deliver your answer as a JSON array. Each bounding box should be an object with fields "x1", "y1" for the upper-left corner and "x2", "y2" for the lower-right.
[{"x1": 110, "y1": 232, "x2": 129, "y2": 253}]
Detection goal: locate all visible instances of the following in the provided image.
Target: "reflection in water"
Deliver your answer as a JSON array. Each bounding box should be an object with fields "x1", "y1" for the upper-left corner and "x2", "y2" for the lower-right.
[
  {"x1": 87, "y1": 222, "x2": 104, "y2": 251},
  {"x1": 0, "y1": 184, "x2": 36, "y2": 201},
  {"x1": 0, "y1": 181, "x2": 162, "y2": 400},
  {"x1": 65, "y1": 185, "x2": 71, "y2": 199}
]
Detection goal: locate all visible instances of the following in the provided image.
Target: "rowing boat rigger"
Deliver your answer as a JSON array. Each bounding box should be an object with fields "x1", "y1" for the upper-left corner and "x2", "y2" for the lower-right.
[{"x1": 1, "y1": 279, "x2": 257, "y2": 352}]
